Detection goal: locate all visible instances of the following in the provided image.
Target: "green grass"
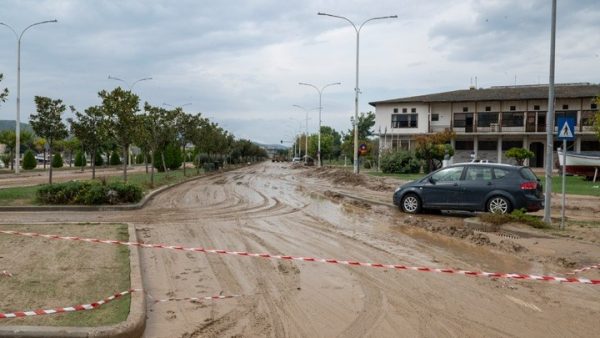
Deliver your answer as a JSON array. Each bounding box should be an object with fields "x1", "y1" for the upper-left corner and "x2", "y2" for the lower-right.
[
  {"x1": 538, "y1": 175, "x2": 600, "y2": 197},
  {"x1": 0, "y1": 168, "x2": 203, "y2": 206},
  {"x1": 368, "y1": 171, "x2": 425, "y2": 182}
]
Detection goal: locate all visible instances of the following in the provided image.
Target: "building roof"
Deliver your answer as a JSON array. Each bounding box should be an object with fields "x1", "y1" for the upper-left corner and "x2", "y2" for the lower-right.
[{"x1": 369, "y1": 83, "x2": 600, "y2": 106}]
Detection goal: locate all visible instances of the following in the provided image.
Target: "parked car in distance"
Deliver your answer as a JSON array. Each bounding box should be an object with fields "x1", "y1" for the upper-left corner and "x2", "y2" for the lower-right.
[
  {"x1": 291, "y1": 157, "x2": 302, "y2": 163},
  {"x1": 393, "y1": 163, "x2": 544, "y2": 214}
]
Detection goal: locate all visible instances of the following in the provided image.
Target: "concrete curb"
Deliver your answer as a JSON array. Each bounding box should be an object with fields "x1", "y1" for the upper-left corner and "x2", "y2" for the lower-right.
[
  {"x1": 0, "y1": 223, "x2": 146, "y2": 338},
  {"x1": 0, "y1": 170, "x2": 211, "y2": 212}
]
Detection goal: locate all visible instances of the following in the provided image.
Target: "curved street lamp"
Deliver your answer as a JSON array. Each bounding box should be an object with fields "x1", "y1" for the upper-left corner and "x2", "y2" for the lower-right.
[
  {"x1": 1, "y1": 19, "x2": 58, "y2": 174},
  {"x1": 107, "y1": 75, "x2": 152, "y2": 168},
  {"x1": 298, "y1": 82, "x2": 341, "y2": 167},
  {"x1": 318, "y1": 12, "x2": 396, "y2": 173}
]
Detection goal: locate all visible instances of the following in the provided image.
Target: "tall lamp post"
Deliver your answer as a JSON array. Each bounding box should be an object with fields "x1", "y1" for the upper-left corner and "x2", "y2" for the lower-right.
[
  {"x1": 299, "y1": 82, "x2": 341, "y2": 167},
  {"x1": 318, "y1": 12, "x2": 396, "y2": 174},
  {"x1": 1, "y1": 19, "x2": 58, "y2": 174},
  {"x1": 292, "y1": 105, "x2": 312, "y2": 164},
  {"x1": 108, "y1": 75, "x2": 152, "y2": 168}
]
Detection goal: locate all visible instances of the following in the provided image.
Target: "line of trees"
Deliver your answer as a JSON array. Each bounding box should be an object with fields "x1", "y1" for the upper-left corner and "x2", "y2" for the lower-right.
[{"x1": 0, "y1": 85, "x2": 267, "y2": 184}]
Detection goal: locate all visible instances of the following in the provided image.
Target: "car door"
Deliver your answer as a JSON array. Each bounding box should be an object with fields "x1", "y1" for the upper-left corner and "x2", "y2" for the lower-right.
[
  {"x1": 420, "y1": 166, "x2": 465, "y2": 208},
  {"x1": 459, "y1": 165, "x2": 495, "y2": 210}
]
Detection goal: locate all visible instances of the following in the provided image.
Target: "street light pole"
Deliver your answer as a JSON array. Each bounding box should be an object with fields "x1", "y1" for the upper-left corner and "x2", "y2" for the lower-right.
[
  {"x1": 292, "y1": 105, "x2": 312, "y2": 164},
  {"x1": 108, "y1": 75, "x2": 152, "y2": 168},
  {"x1": 1, "y1": 19, "x2": 58, "y2": 174},
  {"x1": 299, "y1": 82, "x2": 341, "y2": 167},
  {"x1": 318, "y1": 12, "x2": 396, "y2": 174},
  {"x1": 543, "y1": 0, "x2": 557, "y2": 225}
]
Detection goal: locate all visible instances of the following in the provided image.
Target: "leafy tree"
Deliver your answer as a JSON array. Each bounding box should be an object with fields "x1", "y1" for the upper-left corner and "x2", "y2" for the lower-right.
[
  {"x1": 33, "y1": 137, "x2": 47, "y2": 170},
  {"x1": 0, "y1": 73, "x2": 8, "y2": 106},
  {"x1": 74, "y1": 150, "x2": 86, "y2": 168},
  {"x1": 0, "y1": 130, "x2": 34, "y2": 170},
  {"x1": 60, "y1": 137, "x2": 81, "y2": 168},
  {"x1": 505, "y1": 147, "x2": 535, "y2": 166},
  {"x1": 30, "y1": 96, "x2": 68, "y2": 184},
  {"x1": 341, "y1": 111, "x2": 376, "y2": 159},
  {"x1": 98, "y1": 87, "x2": 140, "y2": 183},
  {"x1": 95, "y1": 152, "x2": 104, "y2": 166},
  {"x1": 110, "y1": 150, "x2": 122, "y2": 165},
  {"x1": 52, "y1": 153, "x2": 63, "y2": 168},
  {"x1": 141, "y1": 103, "x2": 177, "y2": 186},
  {"x1": 22, "y1": 149, "x2": 37, "y2": 170},
  {"x1": 152, "y1": 142, "x2": 182, "y2": 171},
  {"x1": 175, "y1": 110, "x2": 202, "y2": 176},
  {"x1": 68, "y1": 105, "x2": 108, "y2": 179},
  {"x1": 320, "y1": 126, "x2": 342, "y2": 161},
  {"x1": 414, "y1": 130, "x2": 455, "y2": 173}
]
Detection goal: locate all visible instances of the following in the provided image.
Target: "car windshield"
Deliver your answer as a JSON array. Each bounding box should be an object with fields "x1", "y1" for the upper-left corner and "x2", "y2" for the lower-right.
[{"x1": 519, "y1": 167, "x2": 539, "y2": 181}]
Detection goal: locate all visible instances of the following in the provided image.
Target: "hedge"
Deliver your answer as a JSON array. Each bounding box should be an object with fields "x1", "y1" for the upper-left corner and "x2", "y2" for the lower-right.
[{"x1": 36, "y1": 181, "x2": 143, "y2": 205}]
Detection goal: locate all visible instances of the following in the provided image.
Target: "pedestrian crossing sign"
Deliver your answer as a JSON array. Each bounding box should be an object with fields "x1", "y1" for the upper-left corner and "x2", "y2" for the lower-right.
[{"x1": 557, "y1": 117, "x2": 575, "y2": 140}]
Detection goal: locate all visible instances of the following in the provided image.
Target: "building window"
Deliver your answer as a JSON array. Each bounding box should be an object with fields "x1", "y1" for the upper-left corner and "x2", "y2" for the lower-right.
[
  {"x1": 478, "y1": 141, "x2": 497, "y2": 151},
  {"x1": 411, "y1": 108, "x2": 416, "y2": 113},
  {"x1": 477, "y1": 112, "x2": 498, "y2": 127},
  {"x1": 391, "y1": 114, "x2": 418, "y2": 128},
  {"x1": 510, "y1": 106, "x2": 516, "y2": 111},
  {"x1": 393, "y1": 108, "x2": 398, "y2": 113},
  {"x1": 502, "y1": 112, "x2": 524, "y2": 127},
  {"x1": 431, "y1": 113, "x2": 439, "y2": 122},
  {"x1": 462, "y1": 107, "x2": 468, "y2": 112},
  {"x1": 562, "y1": 104, "x2": 569, "y2": 110},
  {"x1": 453, "y1": 113, "x2": 473, "y2": 128},
  {"x1": 592, "y1": 103, "x2": 598, "y2": 109},
  {"x1": 502, "y1": 140, "x2": 523, "y2": 150},
  {"x1": 402, "y1": 108, "x2": 407, "y2": 113},
  {"x1": 455, "y1": 141, "x2": 474, "y2": 150},
  {"x1": 485, "y1": 106, "x2": 491, "y2": 112},
  {"x1": 534, "y1": 105, "x2": 540, "y2": 110}
]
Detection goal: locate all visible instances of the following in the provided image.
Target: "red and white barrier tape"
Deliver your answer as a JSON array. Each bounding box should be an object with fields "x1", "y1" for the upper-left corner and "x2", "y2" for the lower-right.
[
  {"x1": 0, "y1": 289, "x2": 138, "y2": 319},
  {"x1": 1, "y1": 270, "x2": 12, "y2": 277},
  {"x1": 0, "y1": 289, "x2": 239, "y2": 319},
  {"x1": 567, "y1": 264, "x2": 600, "y2": 275},
  {"x1": 1, "y1": 230, "x2": 598, "y2": 285}
]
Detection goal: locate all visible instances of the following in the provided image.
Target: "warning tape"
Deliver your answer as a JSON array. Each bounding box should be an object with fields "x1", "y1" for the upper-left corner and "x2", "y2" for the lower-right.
[
  {"x1": 1, "y1": 230, "x2": 598, "y2": 285},
  {"x1": 567, "y1": 264, "x2": 600, "y2": 275},
  {"x1": 1, "y1": 270, "x2": 12, "y2": 277},
  {"x1": 0, "y1": 289, "x2": 138, "y2": 319},
  {"x1": 0, "y1": 289, "x2": 240, "y2": 319}
]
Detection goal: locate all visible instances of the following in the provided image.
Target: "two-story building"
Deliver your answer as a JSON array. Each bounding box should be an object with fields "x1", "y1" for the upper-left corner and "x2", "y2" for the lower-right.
[{"x1": 370, "y1": 83, "x2": 600, "y2": 167}]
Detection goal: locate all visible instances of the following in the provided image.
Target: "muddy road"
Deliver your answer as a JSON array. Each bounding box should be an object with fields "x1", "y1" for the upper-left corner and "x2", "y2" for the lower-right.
[{"x1": 2, "y1": 162, "x2": 599, "y2": 337}]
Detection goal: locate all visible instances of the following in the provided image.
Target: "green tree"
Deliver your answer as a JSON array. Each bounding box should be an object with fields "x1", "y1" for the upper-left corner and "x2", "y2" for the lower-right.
[
  {"x1": 52, "y1": 153, "x2": 63, "y2": 168},
  {"x1": 320, "y1": 126, "x2": 342, "y2": 161},
  {"x1": 152, "y1": 142, "x2": 182, "y2": 171},
  {"x1": 30, "y1": 96, "x2": 68, "y2": 184},
  {"x1": 414, "y1": 130, "x2": 455, "y2": 173},
  {"x1": 110, "y1": 150, "x2": 122, "y2": 165},
  {"x1": 99, "y1": 87, "x2": 140, "y2": 183},
  {"x1": 68, "y1": 105, "x2": 108, "y2": 178},
  {"x1": 74, "y1": 150, "x2": 86, "y2": 168},
  {"x1": 141, "y1": 103, "x2": 177, "y2": 186},
  {"x1": 505, "y1": 147, "x2": 535, "y2": 166},
  {"x1": 341, "y1": 111, "x2": 376, "y2": 159},
  {"x1": 22, "y1": 149, "x2": 37, "y2": 170},
  {"x1": 175, "y1": 110, "x2": 202, "y2": 176},
  {"x1": 60, "y1": 137, "x2": 81, "y2": 168}
]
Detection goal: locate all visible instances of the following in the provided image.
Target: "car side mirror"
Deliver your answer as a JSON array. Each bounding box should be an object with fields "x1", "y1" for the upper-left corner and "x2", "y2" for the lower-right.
[{"x1": 428, "y1": 177, "x2": 436, "y2": 184}]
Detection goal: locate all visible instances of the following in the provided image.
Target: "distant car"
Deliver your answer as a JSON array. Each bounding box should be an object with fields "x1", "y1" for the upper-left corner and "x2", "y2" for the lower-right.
[
  {"x1": 393, "y1": 163, "x2": 544, "y2": 214},
  {"x1": 291, "y1": 157, "x2": 302, "y2": 163}
]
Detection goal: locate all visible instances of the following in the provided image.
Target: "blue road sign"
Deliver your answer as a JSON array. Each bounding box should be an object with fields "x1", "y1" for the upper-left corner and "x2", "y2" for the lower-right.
[{"x1": 557, "y1": 117, "x2": 575, "y2": 141}]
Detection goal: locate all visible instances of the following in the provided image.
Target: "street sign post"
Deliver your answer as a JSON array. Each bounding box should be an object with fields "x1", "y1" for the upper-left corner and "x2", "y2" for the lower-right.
[{"x1": 557, "y1": 117, "x2": 575, "y2": 230}]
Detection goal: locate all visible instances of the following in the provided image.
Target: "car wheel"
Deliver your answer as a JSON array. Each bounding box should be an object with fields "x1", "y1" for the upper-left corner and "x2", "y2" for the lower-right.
[
  {"x1": 487, "y1": 196, "x2": 512, "y2": 214},
  {"x1": 401, "y1": 193, "x2": 422, "y2": 214}
]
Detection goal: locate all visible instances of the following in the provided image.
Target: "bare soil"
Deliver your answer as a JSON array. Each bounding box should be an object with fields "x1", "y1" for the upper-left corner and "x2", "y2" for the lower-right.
[{"x1": 0, "y1": 162, "x2": 598, "y2": 337}]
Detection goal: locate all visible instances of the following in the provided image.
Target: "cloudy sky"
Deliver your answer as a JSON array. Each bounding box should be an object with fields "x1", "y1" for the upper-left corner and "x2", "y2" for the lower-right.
[{"x1": 0, "y1": 0, "x2": 598, "y2": 144}]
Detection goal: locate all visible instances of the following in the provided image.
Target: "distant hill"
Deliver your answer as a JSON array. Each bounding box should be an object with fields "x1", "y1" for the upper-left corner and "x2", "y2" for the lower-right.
[{"x1": 0, "y1": 120, "x2": 33, "y2": 133}]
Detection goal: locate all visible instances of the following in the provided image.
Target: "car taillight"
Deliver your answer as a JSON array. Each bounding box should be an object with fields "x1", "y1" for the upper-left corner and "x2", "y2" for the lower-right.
[{"x1": 520, "y1": 181, "x2": 537, "y2": 190}]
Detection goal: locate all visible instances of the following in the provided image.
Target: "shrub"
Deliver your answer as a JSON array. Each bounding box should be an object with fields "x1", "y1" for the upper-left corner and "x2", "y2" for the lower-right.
[
  {"x1": 52, "y1": 153, "x2": 63, "y2": 168},
  {"x1": 136, "y1": 153, "x2": 145, "y2": 164},
  {"x1": 95, "y1": 152, "x2": 104, "y2": 166},
  {"x1": 22, "y1": 150, "x2": 37, "y2": 170},
  {"x1": 505, "y1": 147, "x2": 535, "y2": 166},
  {"x1": 0, "y1": 154, "x2": 9, "y2": 168},
  {"x1": 74, "y1": 150, "x2": 86, "y2": 168},
  {"x1": 110, "y1": 150, "x2": 121, "y2": 165},
  {"x1": 153, "y1": 143, "x2": 183, "y2": 172},
  {"x1": 380, "y1": 150, "x2": 421, "y2": 174},
  {"x1": 36, "y1": 180, "x2": 143, "y2": 205}
]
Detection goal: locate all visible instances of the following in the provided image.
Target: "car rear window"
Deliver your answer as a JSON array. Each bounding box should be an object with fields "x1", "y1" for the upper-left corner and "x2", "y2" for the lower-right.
[
  {"x1": 493, "y1": 168, "x2": 510, "y2": 179},
  {"x1": 519, "y1": 167, "x2": 539, "y2": 181}
]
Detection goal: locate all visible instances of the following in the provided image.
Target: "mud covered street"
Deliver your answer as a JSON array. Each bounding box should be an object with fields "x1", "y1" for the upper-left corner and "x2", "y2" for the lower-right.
[{"x1": 2, "y1": 162, "x2": 599, "y2": 337}]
